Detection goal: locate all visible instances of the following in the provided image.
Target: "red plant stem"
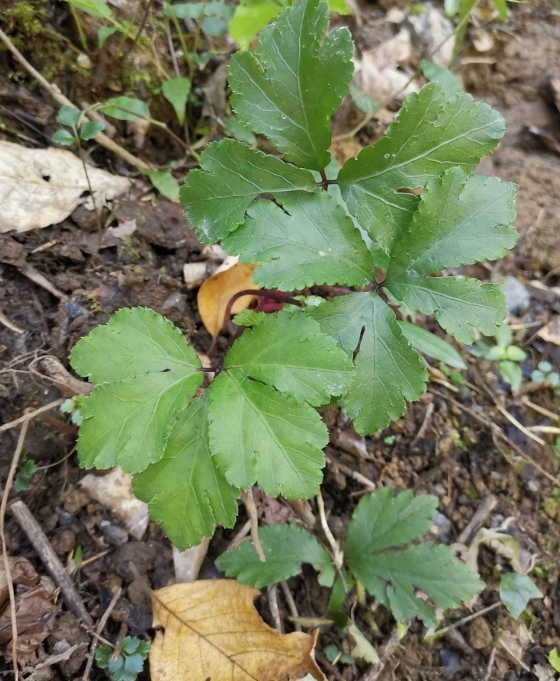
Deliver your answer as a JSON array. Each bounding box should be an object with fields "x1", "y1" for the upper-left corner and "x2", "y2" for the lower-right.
[{"x1": 221, "y1": 289, "x2": 304, "y2": 335}]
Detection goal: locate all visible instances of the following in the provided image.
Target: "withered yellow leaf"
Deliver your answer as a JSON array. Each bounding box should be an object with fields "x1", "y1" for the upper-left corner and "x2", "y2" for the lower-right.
[
  {"x1": 150, "y1": 580, "x2": 326, "y2": 681},
  {"x1": 197, "y1": 262, "x2": 259, "y2": 338}
]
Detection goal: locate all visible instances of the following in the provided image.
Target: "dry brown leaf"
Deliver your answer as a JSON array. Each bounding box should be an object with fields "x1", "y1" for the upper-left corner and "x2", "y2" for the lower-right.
[
  {"x1": 150, "y1": 580, "x2": 326, "y2": 681},
  {"x1": 197, "y1": 261, "x2": 259, "y2": 337},
  {"x1": 0, "y1": 141, "x2": 130, "y2": 233},
  {"x1": 0, "y1": 559, "x2": 60, "y2": 665}
]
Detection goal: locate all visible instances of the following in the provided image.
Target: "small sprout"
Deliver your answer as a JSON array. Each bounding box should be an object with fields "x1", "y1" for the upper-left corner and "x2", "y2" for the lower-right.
[
  {"x1": 14, "y1": 454, "x2": 38, "y2": 492},
  {"x1": 60, "y1": 395, "x2": 85, "y2": 426},
  {"x1": 469, "y1": 324, "x2": 526, "y2": 390},
  {"x1": 95, "y1": 636, "x2": 150, "y2": 681}
]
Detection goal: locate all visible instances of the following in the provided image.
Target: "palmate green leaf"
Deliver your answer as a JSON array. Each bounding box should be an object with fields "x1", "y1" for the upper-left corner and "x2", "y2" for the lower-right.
[
  {"x1": 384, "y1": 168, "x2": 517, "y2": 344},
  {"x1": 208, "y1": 371, "x2": 327, "y2": 497},
  {"x1": 338, "y1": 83, "x2": 505, "y2": 253},
  {"x1": 387, "y1": 168, "x2": 518, "y2": 279},
  {"x1": 216, "y1": 524, "x2": 332, "y2": 588},
  {"x1": 133, "y1": 394, "x2": 239, "y2": 551},
  {"x1": 309, "y1": 293, "x2": 427, "y2": 434},
  {"x1": 222, "y1": 190, "x2": 374, "y2": 289},
  {"x1": 229, "y1": 0, "x2": 353, "y2": 170},
  {"x1": 223, "y1": 309, "x2": 353, "y2": 406},
  {"x1": 345, "y1": 488, "x2": 483, "y2": 625},
  {"x1": 181, "y1": 139, "x2": 315, "y2": 243},
  {"x1": 70, "y1": 308, "x2": 203, "y2": 473},
  {"x1": 388, "y1": 276, "x2": 507, "y2": 344}
]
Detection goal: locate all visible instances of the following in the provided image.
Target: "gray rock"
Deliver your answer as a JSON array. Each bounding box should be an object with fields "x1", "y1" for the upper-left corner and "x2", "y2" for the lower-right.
[
  {"x1": 440, "y1": 648, "x2": 462, "y2": 677},
  {"x1": 503, "y1": 276, "x2": 531, "y2": 315},
  {"x1": 432, "y1": 512, "x2": 453, "y2": 542}
]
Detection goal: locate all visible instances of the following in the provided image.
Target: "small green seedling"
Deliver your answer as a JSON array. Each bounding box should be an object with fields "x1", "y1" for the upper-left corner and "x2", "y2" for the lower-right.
[
  {"x1": 470, "y1": 323, "x2": 526, "y2": 389},
  {"x1": 60, "y1": 395, "x2": 85, "y2": 426},
  {"x1": 69, "y1": 0, "x2": 517, "y2": 584},
  {"x1": 531, "y1": 361, "x2": 560, "y2": 394},
  {"x1": 14, "y1": 452, "x2": 38, "y2": 492},
  {"x1": 95, "y1": 636, "x2": 150, "y2": 681},
  {"x1": 52, "y1": 106, "x2": 106, "y2": 147}
]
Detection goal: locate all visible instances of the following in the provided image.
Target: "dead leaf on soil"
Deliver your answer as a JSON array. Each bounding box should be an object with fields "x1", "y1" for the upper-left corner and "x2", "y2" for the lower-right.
[
  {"x1": 537, "y1": 315, "x2": 560, "y2": 346},
  {"x1": 197, "y1": 260, "x2": 259, "y2": 338},
  {"x1": 150, "y1": 580, "x2": 326, "y2": 681},
  {"x1": 79, "y1": 467, "x2": 148, "y2": 540},
  {"x1": 0, "y1": 141, "x2": 130, "y2": 233},
  {"x1": 0, "y1": 559, "x2": 60, "y2": 665}
]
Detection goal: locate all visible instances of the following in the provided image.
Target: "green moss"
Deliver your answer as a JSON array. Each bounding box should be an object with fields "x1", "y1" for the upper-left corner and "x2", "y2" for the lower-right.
[{"x1": 3, "y1": 0, "x2": 47, "y2": 44}]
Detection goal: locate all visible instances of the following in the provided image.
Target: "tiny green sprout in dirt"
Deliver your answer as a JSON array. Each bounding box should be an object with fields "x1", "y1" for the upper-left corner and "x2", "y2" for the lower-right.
[
  {"x1": 52, "y1": 105, "x2": 106, "y2": 147},
  {"x1": 14, "y1": 450, "x2": 38, "y2": 492},
  {"x1": 60, "y1": 395, "x2": 85, "y2": 426},
  {"x1": 469, "y1": 323, "x2": 526, "y2": 390},
  {"x1": 69, "y1": 0, "x2": 517, "y2": 624},
  {"x1": 95, "y1": 636, "x2": 150, "y2": 681},
  {"x1": 531, "y1": 361, "x2": 560, "y2": 395}
]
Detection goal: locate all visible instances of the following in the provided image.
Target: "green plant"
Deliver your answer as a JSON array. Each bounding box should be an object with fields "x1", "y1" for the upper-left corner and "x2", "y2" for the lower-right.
[
  {"x1": 469, "y1": 323, "x2": 526, "y2": 389},
  {"x1": 69, "y1": 0, "x2": 517, "y2": 557},
  {"x1": 550, "y1": 648, "x2": 560, "y2": 673},
  {"x1": 217, "y1": 488, "x2": 482, "y2": 627},
  {"x1": 229, "y1": 0, "x2": 350, "y2": 50},
  {"x1": 14, "y1": 452, "x2": 38, "y2": 492},
  {"x1": 531, "y1": 361, "x2": 560, "y2": 395},
  {"x1": 95, "y1": 636, "x2": 150, "y2": 681}
]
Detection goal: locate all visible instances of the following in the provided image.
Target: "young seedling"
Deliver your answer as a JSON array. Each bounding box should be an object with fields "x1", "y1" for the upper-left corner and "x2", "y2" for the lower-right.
[
  {"x1": 69, "y1": 0, "x2": 518, "y2": 625},
  {"x1": 95, "y1": 636, "x2": 150, "y2": 681},
  {"x1": 469, "y1": 323, "x2": 526, "y2": 389}
]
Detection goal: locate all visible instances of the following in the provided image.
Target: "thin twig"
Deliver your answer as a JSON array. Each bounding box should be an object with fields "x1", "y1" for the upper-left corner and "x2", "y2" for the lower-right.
[
  {"x1": 0, "y1": 398, "x2": 65, "y2": 434},
  {"x1": 0, "y1": 310, "x2": 26, "y2": 335},
  {"x1": 279, "y1": 581, "x2": 301, "y2": 632},
  {"x1": 483, "y1": 647, "x2": 497, "y2": 681},
  {"x1": 10, "y1": 500, "x2": 93, "y2": 626},
  {"x1": 521, "y1": 397, "x2": 560, "y2": 422},
  {"x1": 0, "y1": 421, "x2": 29, "y2": 681},
  {"x1": 267, "y1": 585, "x2": 283, "y2": 633},
  {"x1": 316, "y1": 491, "x2": 344, "y2": 570},
  {"x1": 242, "y1": 489, "x2": 266, "y2": 562},
  {"x1": 82, "y1": 587, "x2": 123, "y2": 681},
  {"x1": 429, "y1": 601, "x2": 501, "y2": 639},
  {"x1": 0, "y1": 27, "x2": 150, "y2": 171}
]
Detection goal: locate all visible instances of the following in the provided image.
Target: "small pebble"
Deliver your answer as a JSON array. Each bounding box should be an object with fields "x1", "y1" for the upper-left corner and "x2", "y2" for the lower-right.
[
  {"x1": 101, "y1": 521, "x2": 129, "y2": 546},
  {"x1": 503, "y1": 276, "x2": 531, "y2": 315},
  {"x1": 440, "y1": 648, "x2": 462, "y2": 677}
]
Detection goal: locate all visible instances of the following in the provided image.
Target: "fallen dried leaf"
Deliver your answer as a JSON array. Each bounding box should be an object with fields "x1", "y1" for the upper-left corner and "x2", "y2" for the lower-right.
[
  {"x1": 197, "y1": 261, "x2": 259, "y2": 337},
  {"x1": 150, "y1": 580, "x2": 326, "y2": 681},
  {"x1": 537, "y1": 316, "x2": 560, "y2": 346},
  {"x1": 0, "y1": 559, "x2": 60, "y2": 665},
  {"x1": 0, "y1": 141, "x2": 130, "y2": 233},
  {"x1": 80, "y1": 468, "x2": 148, "y2": 540}
]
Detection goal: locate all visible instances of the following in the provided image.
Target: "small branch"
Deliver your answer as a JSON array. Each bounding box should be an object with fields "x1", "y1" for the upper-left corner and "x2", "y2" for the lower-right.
[
  {"x1": 316, "y1": 491, "x2": 344, "y2": 571},
  {"x1": 10, "y1": 500, "x2": 93, "y2": 626},
  {"x1": 0, "y1": 398, "x2": 65, "y2": 434},
  {"x1": 0, "y1": 27, "x2": 151, "y2": 172},
  {"x1": 222, "y1": 289, "x2": 304, "y2": 335},
  {"x1": 0, "y1": 421, "x2": 30, "y2": 681},
  {"x1": 428, "y1": 602, "x2": 501, "y2": 640},
  {"x1": 82, "y1": 587, "x2": 123, "y2": 681},
  {"x1": 457, "y1": 495, "x2": 497, "y2": 546},
  {"x1": 0, "y1": 310, "x2": 26, "y2": 335},
  {"x1": 279, "y1": 581, "x2": 301, "y2": 632},
  {"x1": 267, "y1": 585, "x2": 283, "y2": 633},
  {"x1": 242, "y1": 489, "x2": 266, "y2": 562}
]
